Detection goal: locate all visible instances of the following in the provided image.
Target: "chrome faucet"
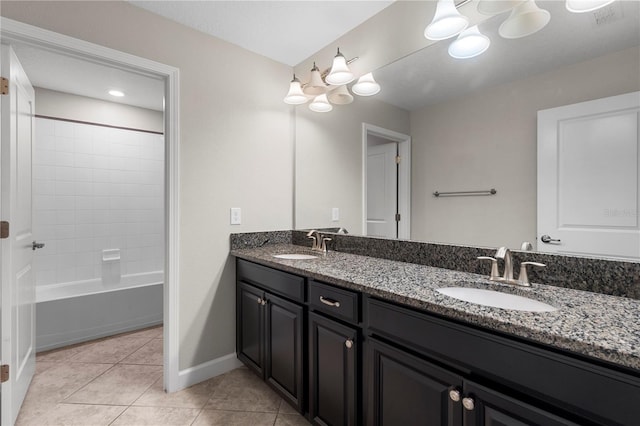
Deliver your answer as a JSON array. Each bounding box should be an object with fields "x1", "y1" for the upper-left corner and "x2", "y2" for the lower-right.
[
  {"x1": 307, "y1": 230, "x2": 331, "y2": 253},
  {"x1": 495, "y1": 246, "x2": 514, "y2": 282},
  {"x1": 477, "y1": 246, "x2": 545, "y2": 286}
]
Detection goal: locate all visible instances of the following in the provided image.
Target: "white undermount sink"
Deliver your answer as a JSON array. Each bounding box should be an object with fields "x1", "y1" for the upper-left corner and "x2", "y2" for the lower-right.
[
  {"x1": 272, "y1": 253, "x2": 319, "y2": 260},
  {"x1": 436, "y1": 287, "x2": 558, "y2": 312}
]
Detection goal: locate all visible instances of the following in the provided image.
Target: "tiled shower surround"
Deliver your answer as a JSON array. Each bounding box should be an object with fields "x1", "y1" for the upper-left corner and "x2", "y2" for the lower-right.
[{"x1": 33, "y1": 117, "x2": 164, "y2": 289}]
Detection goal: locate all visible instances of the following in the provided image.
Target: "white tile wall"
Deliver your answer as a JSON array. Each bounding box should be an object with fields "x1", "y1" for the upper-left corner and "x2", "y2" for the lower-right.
[{"x1": 33, "y1": 118, "x2": 165, "y2": 287}]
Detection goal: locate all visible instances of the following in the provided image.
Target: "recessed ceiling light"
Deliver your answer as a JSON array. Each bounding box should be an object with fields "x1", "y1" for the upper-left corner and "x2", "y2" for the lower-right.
[{"x1": 108, "y1": 90, "x2": 125, "y2": 97}]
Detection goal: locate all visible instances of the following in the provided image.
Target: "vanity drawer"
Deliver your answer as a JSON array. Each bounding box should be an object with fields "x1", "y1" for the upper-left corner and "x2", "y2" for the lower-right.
[
  {"x1": 236, "y1": 259, "x2": 305, "y2": 302},
  {"x1": 308, "y1": 280, "x2": 359, "y2": 324}
]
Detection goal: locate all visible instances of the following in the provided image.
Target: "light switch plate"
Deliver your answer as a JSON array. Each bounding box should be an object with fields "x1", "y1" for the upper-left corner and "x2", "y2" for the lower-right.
[
  {"x1": 332, "y1": 207, "x2": 339, "y2": 222},
  {"x1": 230, "y1": 208, "x2": 241, "y2": 225}
]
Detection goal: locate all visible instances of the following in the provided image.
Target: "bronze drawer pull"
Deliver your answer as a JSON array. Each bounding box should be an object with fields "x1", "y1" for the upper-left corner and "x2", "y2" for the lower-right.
[{"x1": 319, "y1": 296, "x2": 340, "y2": 308}]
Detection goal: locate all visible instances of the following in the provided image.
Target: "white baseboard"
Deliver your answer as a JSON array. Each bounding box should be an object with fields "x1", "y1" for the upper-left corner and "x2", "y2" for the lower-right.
[{"x1": 176, "y1": 352, "x2": 243, "y2": 390}]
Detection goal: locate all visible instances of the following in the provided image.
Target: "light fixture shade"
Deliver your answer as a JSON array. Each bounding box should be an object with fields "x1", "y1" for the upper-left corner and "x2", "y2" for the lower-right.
[
  {"x1": 499, "y1": 0, "x2": 550, "y2": 39},
  {"x1": 309, "y1": 94, "x2": 333, "y2": 113},
  {"x1": 283, "y1": 75, "x2": 308, "y2": 105},
  {"x1": 477, "y1": 0, "x2": 526, "y2": 16},
  {"x1": 303, "y1": 63, "x2": 328, "y2": 96},
  {"x1": 424, "y1": 0, "x2": 469, "y2": 41},
  {"x1": 352, "y1": 73, "x2": 381, "y2": 96},
  {"x1": 325, "y1": 49, "x2": 354, "y2": 85},
  {"x1": 327, "y1": 85, "x2": 354, "y2": 105},
  {"x1": 448, "y1": 25, "x2": 491, "y2": 59},
  {"x1": 566, "y1": 0, "x2": 615, "y2": 13}
]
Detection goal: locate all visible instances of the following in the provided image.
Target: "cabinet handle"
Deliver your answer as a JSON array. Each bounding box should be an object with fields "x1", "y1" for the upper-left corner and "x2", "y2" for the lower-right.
[
  {"x1": 462, "y1": 397, "x2": 475, "y2": 411},
  {"x1": 448, "y1": 389, "x2": 461, "y2": 402},
  {"x1": 320, "y1": 296, "x2": 340, "y2": 308},
  {"x1": 345, "y1": 339, "x2": 353, "y2": 349}
]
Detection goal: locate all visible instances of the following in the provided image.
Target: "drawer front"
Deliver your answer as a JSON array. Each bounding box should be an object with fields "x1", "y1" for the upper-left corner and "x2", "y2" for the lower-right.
[
  {"x1": 308, "y1": 280, "x2": 359, "y2": 324},
  {"x1": 237, "y1": 259, "x2": 305, "y2": 302}
]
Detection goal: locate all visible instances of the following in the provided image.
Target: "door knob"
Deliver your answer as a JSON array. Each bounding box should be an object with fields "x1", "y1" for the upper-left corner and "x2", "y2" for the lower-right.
[
  {"x1": 540, "y1": 235, "x2": 561, "y2": 244},
  {"x1": 32, "y1": 241, "x2": 45, "y2": 251}
]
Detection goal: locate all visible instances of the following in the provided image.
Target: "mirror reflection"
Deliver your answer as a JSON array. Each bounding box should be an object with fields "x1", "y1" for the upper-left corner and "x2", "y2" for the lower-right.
[{"x1": 294, "y1": 0, "x2": 640, "y2": 259}]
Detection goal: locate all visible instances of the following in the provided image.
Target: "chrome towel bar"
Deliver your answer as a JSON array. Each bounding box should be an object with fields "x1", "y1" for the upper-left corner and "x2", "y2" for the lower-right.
[{"x1": 433, "y1": 188, "x2": 496, "y2": 197}]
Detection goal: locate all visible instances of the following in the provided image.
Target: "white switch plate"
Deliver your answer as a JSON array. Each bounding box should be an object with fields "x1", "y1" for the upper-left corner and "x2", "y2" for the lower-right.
[
  {"x1": 230, "y1": 208, "x2": 241, "y2": 225},
  {"x1": 332, "y1": 207, "x2": 339, "y2": 222}
]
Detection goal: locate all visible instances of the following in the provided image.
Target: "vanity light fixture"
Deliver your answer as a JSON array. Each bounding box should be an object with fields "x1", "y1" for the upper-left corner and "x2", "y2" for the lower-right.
[
  {"x1": 565, "y1": 0, "x2": 616, "y2": 13},
  {"x1": 448, "y1": 25, "x2": 491, "y2": 59},
  {"x1": 425, "y1": 0, "x2": 469, "y2": 40},
  {"x1": 499, "y1": 0, "x2": 550, "y2": 39},
  {"x1": 108, "y1": 89, "x2": 124, "y2": 97},
  {"x1": 352, "y1": 73, "x2": 381, "y2": 96},
  {"x1": 309, "y1": 94, "x2": 333, "y2": 113},
  {"x1": 325, "y1": 48, "x2": 355, "y2": 85},
  {"x1": 327, "y1": 84, "x2": 354, "y2": 105},
  {"x1": 283, "y1": 74, "x2": 308, "y2": 105}
]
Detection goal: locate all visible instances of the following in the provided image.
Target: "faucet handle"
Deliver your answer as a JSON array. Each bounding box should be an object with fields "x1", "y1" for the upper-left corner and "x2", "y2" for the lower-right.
[
  {"x1": 477, "y1": 256, "x2": 500, "y2": 281},
  {"x1": 320, "y1": 237, "x2": 332, "y2": 252},
  {"x1": 518, "y1": 262, "x2": 546, "y2": 286},
  {"x1": 307, "y1": 230, "x2": 319, "y2": 249}
]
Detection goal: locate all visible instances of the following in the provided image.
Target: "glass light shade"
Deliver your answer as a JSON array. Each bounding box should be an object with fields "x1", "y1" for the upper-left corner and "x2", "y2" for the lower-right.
[
  {"x1": 325, "y1": 50, "x2": 354, "y2": 85},
  {"x1": 327, "y1": 85, "x2": 354, "y2": 105},
  {"x1": 283, "y1": 76, "x2": 308, "y2": 105},
  {"x1": 352, "y1": 73, "x2": 381, "y2": 96},
  {"x1": 303, "y1": 63, "x2": 328, "y2": 96},
  {"x1": 448, "y1": 26, "x2": 491, "y2": 59},
  {"x1": 499, "y1": 0, "x2": 550, "y2": 39},
  {"x1": 566, "y1": 0, "x2": 615, "y2": 13},
  {"x1": 424, "y1": 0, "x2": 469, "y2": 41},
  {"x1": 477, "y1": 0, "x2": 525, "y2": 15},
  {"x1": 309, "y1": 94, "x2": 333, "y2": 113}
]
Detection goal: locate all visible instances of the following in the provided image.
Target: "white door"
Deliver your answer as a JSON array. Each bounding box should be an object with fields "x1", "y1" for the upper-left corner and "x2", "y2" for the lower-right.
[
  {"x1": 1, "y1": 44, "x2": 36, "y2": 426},
  {"x1": 366, "y1": 142, "x2": 398, "y2": 238},
  {"x1": 538, "y1": 91, "x2": 640, "y2": 259}
]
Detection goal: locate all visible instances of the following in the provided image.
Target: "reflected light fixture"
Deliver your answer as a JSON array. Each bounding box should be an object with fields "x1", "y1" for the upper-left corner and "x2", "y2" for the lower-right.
[
  {"x1": 424, "y1": 0, "x2": 469, "y2": 40},
  {"x1": 302, "y1": 62, "x2": 328, "y2": 96},
  {"x1": 108, "y1": 89, "x2": 124, "y2": 97},
  {"x1": 309, "y1": 94, "x2": 333, "y2": 113},
  {"x1": 499, "y1": 0, "x2": 550, "y2": 39},
  {"x1": 352, "y1": 73, "x2": 381, "y2": 96},
  {"x1": 325, "y1": 48, "x2": 355, "y2": 85},
  {"x1": 327, "y1": 85, "x2": 354, "y2": 105},
  {"x1": 448, "y1": 25, "x2": 491, "y2": 59},
  {"x1": 283, "y1": 74, "x2": 308, "y2": 105},
  {"x1": 566, "y1": 0, "x2": 616, "y2": 13},
  {"x1": 477, "y1": 0, "x2": 526, "y2": 15}
]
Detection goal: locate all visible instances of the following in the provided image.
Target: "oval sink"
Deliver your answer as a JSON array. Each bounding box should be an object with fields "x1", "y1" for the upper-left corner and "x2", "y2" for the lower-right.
[
  {"x1": 436, "y1": 287, "x2": 558, "y2": 312},
  {"x1": 273, "y1": 253, "x2": 319, "y2": 260}
]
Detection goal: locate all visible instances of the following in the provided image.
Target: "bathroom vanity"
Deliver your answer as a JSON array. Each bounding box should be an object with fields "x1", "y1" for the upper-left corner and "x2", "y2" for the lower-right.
[{"x1": 232, "y1": 243, "x2": 640, "y2": 426}]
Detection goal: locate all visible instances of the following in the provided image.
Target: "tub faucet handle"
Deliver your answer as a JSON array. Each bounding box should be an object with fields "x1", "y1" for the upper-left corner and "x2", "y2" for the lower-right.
[{"x1": 32, "y1": 241, "x2": 45, "y2": 251}]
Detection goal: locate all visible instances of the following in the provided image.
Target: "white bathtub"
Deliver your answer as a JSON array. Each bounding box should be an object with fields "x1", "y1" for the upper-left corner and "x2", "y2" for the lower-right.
[{"x1": 36, "y1": 272, "x2": 163, "y2": 352}]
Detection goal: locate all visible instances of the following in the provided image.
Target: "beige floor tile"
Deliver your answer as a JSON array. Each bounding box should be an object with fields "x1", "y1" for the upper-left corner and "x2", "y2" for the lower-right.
[
  {"x1": 205, "y1": 395, "x2": 281, "y2": 413},
  {"x1": 24, "y1": 362, "x2": 113, "y2": 404},
  {"x1": 122, "y1": 325, "x2": 163, "y2": 340},
  {"x1": 16, "y1": 402, "x2": 125, "y2": 426},
  {"x1": 275, "y1": 413, "x2": 312, "y2": 426},
  {"x1": 110, "y1": 406, "x2": 200, "y2": 426},
  {"x1": 68, "y1": 336, "x2": 151, "y2": 364},
  {"x1": 37, "y1": 344, "x2": 85, "y2": 362},
  {"x1": 35, "y1": 361, "x2": 58, "y2": 375},
  {"x1": 133, "y1": 375, "x2": 223, "y2": 409},
  {"x1": 65, "y1": 364, "x2": 162, "y2": 405},
  {"x1": 120, "y1": 338, "x2": 163, "y2": 365},
  {"x1": 192, "y1": 409, "x2": 278, "y2": 426},
  {"x1": 278, "y1": 399, "x2": 300, "y2": 414}
]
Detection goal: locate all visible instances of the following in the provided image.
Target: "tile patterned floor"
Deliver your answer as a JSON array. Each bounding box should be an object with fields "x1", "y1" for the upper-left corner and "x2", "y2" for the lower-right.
[{"x1": 17, "y1": 326, "x2": 310, "y2": 426}]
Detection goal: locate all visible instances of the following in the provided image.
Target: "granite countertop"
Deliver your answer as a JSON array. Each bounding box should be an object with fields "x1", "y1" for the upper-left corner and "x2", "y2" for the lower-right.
[{"x1": 231, "y1": 244, "x2": 640, "y2": 371}]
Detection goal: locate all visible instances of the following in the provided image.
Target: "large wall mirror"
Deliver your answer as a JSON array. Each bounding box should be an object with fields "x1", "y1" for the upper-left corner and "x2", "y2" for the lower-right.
[{"x1": 294, "y1": 0, "x2": 640, "y2": 260}]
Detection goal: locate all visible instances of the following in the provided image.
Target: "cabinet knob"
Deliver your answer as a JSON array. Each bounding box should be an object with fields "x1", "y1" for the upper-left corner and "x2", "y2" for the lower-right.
[
  {"x1": 257, "y1": 297, "x2": 263, "y2": 304},
  {"x1": 462, "y1": 397, "x2": 475, "y2": 411},
  {"x1": 345, "y1": 339, "x2": 353, "y2": 349},
  {"x1": 448, "y1": 389, "x2": 461, "y2": 402}
]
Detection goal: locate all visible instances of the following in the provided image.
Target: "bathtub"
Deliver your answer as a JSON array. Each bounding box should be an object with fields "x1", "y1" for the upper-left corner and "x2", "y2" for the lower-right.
[{"x1": 36, "y1": 272, "x2": 163, "y2": 352}]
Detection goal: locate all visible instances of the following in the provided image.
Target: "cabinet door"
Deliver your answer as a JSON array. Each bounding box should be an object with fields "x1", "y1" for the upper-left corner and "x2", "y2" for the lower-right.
[
  {"x1": 309, "y1": 312, "x2": 358, "y2": 426},
  {"x1": 265, "y1": 292, "x2": 304, "y2": 412},
  {"x1": 365, "y1": 338, "x2": 463, "y2": 426},
  {"x1": 237, "y1": 281, "x2": 265, "y2": 377},
  {"x1": 462, "y1": 381, "x2": 580, "y2": 426}
]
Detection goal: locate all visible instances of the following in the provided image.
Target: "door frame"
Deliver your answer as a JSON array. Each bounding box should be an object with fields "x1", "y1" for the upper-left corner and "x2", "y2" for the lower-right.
[
  {"x1": 0, "y1": 18, "x2": 182, "y2": 392},
  {"x1": 362, "y1": 123, "x2": 411, "y2": 239}
]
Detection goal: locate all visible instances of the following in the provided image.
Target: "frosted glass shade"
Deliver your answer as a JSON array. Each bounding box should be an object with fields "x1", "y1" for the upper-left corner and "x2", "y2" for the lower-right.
[
  {"x1": 309, "y1": 94, "x2": 333, "y2": 112},
  {"x1": 325, "y1": 50, "x2": 354, "y2": 85},
  {"x1": 477, "y1": 0, "x2": 525, "y2": 15},
  {"x1": 499, "y1": 0, "x2": 550, "y2": 39},
  {"x1": 424, "y1": 0, "x2": 469, "y2": 40},
  {"x1": 448, "y1": 26, "x2": 491, "y2": 59},
  {"x1": 303, "y1": 64, "x2": 328, "y2": 96},
  {"x1": 283, "y1": 76, "x2": 308, "y2": 105},
  {"x1": 352, "y1": 73, "x2": 381, "y2": 96},
  {"x1": 566, "y1": 0, "x2": 615, "y2": 13},
  {"x1": 327, "y1": 85, "x2": 354, "y2": 105}
]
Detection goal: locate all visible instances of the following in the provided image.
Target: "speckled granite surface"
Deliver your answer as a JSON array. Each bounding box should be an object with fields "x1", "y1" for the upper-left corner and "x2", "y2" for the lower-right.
[
  {"x1": 231, "y1": 243, "x2": 640, "y2": 372},
  {"x1": 230, "y1": 230, "x2": 292, "y2": 250}
]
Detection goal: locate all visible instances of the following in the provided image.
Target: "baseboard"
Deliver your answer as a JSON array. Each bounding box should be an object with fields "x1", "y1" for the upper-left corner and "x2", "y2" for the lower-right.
[{"x1": 177, "y1": 352, "x2": 243, "y2": 390}]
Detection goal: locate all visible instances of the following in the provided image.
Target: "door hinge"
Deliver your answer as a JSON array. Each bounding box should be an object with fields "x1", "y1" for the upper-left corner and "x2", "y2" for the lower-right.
[
  {"x1": 395, "y1": 155, "x2": 401, "y2": 164},
  {"x1": 0, "y1": 365, "x2": 8, "y2": 383},
  {"x1": 0, "y1": 221, "x2": 8, "y2": 239},
  {"x1": 395, "y1": 213, "x2": 401, "y2": 222},
  {"x1": 1, "y1": 77, "x2": 8, "y2": 95}
]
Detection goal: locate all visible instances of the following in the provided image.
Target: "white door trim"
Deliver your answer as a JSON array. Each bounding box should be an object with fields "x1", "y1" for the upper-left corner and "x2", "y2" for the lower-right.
[
  {"x1": 0, "y1": 18, "x2": 182, "y2": 392},
  {"x1": 362, "y1": 123, "x2": 411, "y2": 239}
]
